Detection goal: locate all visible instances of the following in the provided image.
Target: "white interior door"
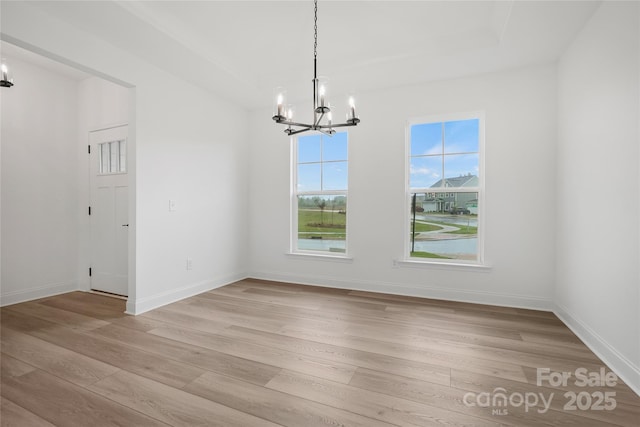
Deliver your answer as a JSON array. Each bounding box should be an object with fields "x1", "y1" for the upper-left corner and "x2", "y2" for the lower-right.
[{"x1": 89, "y1": 125, "x2": 129, "y2": 296}]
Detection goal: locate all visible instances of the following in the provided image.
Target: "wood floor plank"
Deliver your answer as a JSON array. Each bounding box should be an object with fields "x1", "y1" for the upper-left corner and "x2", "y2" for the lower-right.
[
  {"x1": 31, "y1": 326, "x2": 206, "y2": 389},
  {"x1": 2, "y1": 369, "x2": 168, "y2": 426},
  {"x1": 520, "y1": 331, "x2": 585, "y2": 346},
  {"x1": 352, "y1": 327, "x2": 599, "y2": 371},
  {"x1": 1, "y1": 353, "x2": 36, "y2": 379},
  {"x1": 3, "y1": 310, "x2": 207, "y2": 389},
  {"x1": 211, "y1": 283, "x2": 531, "y2": 342},
  {"x1": 266, "y1": 369, "x2": 502, "y2": 427},
  {"x1": 278, "y1": 322, "x2": 600, "y2": 379},
  {"x1": 148, "y1": 325, "x2": 357, "y2": 384},
  {"x1": 43, "y1": 291, "x2": 125, "y2": 309},
  {"x1": 274, "y1": 323, "x2": 529, "y2": 382},
  {"x1": 188, "y1": 294, "x2": 349, "y2": 333},
  {"x1": 219, "y1": 325, "x2": 459, "y2": 385},
  {"x1": 141, "y1": 307, "x2": 231, "y2": 334},
  {"x1": 236, "y1": 295, "x2": 527, "y2": 341},
  {"x1": 236, "y1": 279, "x2": 351, "y2": 297},
  {"x1": 109, "y1": 314, "x2": 167, "y2": 332},
  {"x1": 184, "y1": 370, "x2": 396, "y2": 427},
  {"x1": 213, "y1": 283, "x2": 458, "y2": 319},
  {"x1": 344, "y1": 322, "x2": 599, "y2": 364},
  {"x1": 206, "y1": 285, "x2": 324, "y2": 310},
  {"x1": 39, "y1": 293, "x2": 126, "y2": 321},
  {"x1": 93, "y1": 323, "x2": 281, "y2": 386},
  {"x1": 1, "y1": 327, "x2": 119, "y2": 387},
  {"x1": 381, "y1": 305, "x2": 571, "y2": 335},
  {"x1": 6, "y1": 301, "x2": 110, "y2": 331},
  {"x1": 1, "y1": 309, "x2": 59, "y2": 334},
  {"x1": 89, "y1": 370, "x2": 281, "y2": 427},
  {"x1": 163, "y1": 299, "x2": 287, "y2": 333},
  {"x1": 347, "y1": 289, "x2": 522, "y2": 314},
  {"x1": 1, "y1": 396, "x2": 56, "y2": 427}
]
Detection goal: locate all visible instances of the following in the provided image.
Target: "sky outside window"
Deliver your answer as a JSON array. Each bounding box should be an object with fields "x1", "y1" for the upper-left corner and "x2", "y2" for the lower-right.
[
  {"x1": 410, "y1": 118, "x2": 479, "y2": 188},
  {"x1": 298, "y1": 132, "x2": 348, "y2": 192}
]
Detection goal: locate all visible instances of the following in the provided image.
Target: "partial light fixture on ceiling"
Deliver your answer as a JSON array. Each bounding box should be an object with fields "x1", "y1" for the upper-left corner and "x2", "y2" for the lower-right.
[
  {"x1": 1, "y1": 58, "x2": 14, "y2": 88},
  {"x1": 272, "y1": 0, "x2": 360, "y2": 136}
]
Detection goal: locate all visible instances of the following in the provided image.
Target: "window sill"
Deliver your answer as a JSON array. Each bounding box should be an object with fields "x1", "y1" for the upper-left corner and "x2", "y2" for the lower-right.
[
  {"x1": 395, "y1": 259, "x2": 491, "y2": 272},
  {"x1": 286, "y1": 252, "x2": 354, "y2": 263}
]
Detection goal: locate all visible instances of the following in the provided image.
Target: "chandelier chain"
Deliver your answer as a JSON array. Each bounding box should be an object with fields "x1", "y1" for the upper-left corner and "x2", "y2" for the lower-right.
[{"x1": 313, "y1": 0, "x2": 318, "y2": 60}]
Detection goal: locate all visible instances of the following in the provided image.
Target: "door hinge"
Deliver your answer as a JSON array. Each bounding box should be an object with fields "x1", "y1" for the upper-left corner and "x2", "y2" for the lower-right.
[
  {"x1": 89, "y1": 267, "x2": 92, "y2": 277},
  {"x1": 88, "y1": 145, "x2": 91, "y2": 154},
  {"x1": 88, "y1": 206, "x2": 92, "y2": 215}
]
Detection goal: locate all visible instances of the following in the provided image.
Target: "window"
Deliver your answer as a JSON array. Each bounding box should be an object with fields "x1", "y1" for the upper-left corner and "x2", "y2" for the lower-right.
[
  {"x1": 99, "y1": 140, "x2": 126, "y2": 174},
  {"x1": 407, "y1": 114, "x2": 483, "y2": 263},
  {"x1": 293, "y1": 131, "x2": 348, "y2": 254}
]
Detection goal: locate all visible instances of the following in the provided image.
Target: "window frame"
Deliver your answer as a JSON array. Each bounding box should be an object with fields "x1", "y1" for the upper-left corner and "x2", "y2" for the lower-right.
[
  {"x1": 404, "y1": 111, "x2": 485, "y2": 266},
  {"x1": 291, "y1": 131, "x2": 350, "y2": 257},
  {"x1": 98, "y1": 139, "x2": 127, "y2": 175}
]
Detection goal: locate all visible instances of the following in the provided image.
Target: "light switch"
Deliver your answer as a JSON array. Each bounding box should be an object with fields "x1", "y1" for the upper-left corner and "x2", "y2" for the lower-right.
[{"x1": 169, "y1": 199, "x2": 176, "y2": 212}]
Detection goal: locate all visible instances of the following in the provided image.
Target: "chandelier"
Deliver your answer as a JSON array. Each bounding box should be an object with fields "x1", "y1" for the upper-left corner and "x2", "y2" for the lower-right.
[
  {"x1": 272, "y1": 0, "x2": 360, "y2": 136},
  {"x1": 1, "y1": 59, "x2": 14, "y2": 88}
]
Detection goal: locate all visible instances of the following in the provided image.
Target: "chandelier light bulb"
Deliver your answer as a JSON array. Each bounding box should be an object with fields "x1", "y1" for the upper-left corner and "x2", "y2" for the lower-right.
[
  {"x1": 319, "y1": 85, "x2": 326, "y2": 107},
  {"x1": 1, "y1": 59, "x2": 14, "y2": 88},
  {"x1": 277, "y1": 94, "x2": 284, "y2": 116},
  {"x1": 273, "y1": 87, "x2": 287, "y2": 120},
  {"x1": 348, "y1": 97, "x2": 356, "y2": 120}
]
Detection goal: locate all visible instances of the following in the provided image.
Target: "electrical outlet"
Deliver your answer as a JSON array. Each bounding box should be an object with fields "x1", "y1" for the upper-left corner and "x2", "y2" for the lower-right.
[{"x1": 186, "y1": 258, "x2": 193, "y2": 270}]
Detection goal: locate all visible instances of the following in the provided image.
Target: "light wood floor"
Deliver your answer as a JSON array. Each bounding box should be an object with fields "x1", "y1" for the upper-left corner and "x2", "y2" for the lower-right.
[{"x1": 1, "y1": 279, "x2": 639, "y2": 426}]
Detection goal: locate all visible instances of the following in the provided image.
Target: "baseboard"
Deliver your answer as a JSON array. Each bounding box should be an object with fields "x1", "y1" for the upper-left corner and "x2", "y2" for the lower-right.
[
  {"x1": 554, "y1": 302, "x2": 640, "y2": 397},
  {"x1": 249, "y1": 270, "x2": 553, "y2": 311},
  {"x1": 0, "y1": 281, "x2": 78, "y2": 307},
  {"x1": 125, "y1": 272, "x2": 248, "y2": 315}
]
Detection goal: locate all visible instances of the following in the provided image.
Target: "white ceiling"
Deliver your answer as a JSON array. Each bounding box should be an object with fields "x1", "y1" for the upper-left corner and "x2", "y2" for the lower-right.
[{"x1": 15, "y1": 1, "x2": 600, "y2": 110}]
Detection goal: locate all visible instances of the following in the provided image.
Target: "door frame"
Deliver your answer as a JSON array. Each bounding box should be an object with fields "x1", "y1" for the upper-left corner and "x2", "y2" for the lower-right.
[
  {"x1": 84, "y1": 118, "x2": 136, "y2": 310},
  {"x1": 88, "y1": 124, "x2": 129, "y2": 297}
]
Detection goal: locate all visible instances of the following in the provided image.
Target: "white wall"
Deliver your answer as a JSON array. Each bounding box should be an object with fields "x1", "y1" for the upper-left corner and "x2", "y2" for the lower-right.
[
  {"x1": 76, "y1": 77, "x2": 131, "y2": 291},
  {"x1": 132, "y1": 79, "x2": 249, "y2": 313},
  {"x1": 556, "y1": 2, "x2": 640, "y2": 394},
  {"x1": 0, "y1": 57, "x2": 79, "y2": 305},
  {"x1": 2, "y1": 1, "x2": 250, "y2": 314},
  {"x1": 249, "y1": 64, "x2": 557, "y2": 309}
]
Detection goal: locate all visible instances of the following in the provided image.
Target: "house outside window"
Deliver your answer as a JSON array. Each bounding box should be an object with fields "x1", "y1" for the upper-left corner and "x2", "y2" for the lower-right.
[
  {"x1": 407, "y1": 113, "x2": 484, "y2": 263},
  {"x1": 293, "y1": 131, "x2": 348, "y2": 255}
]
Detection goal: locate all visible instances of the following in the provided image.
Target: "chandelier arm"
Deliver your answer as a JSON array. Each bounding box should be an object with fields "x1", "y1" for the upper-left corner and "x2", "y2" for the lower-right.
[
  {"x1": 277, "y1": 119, "x2": 314, "y2": 128},
  {"x1": 326, "y1": 122, "x2": 359, "y2": 128},
  {"x1": 286, "y1": 126, "x2": 314, "y2": 136},
  {"x1": 315, "y1": 128, "x2": 335, "y2": 137}
]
